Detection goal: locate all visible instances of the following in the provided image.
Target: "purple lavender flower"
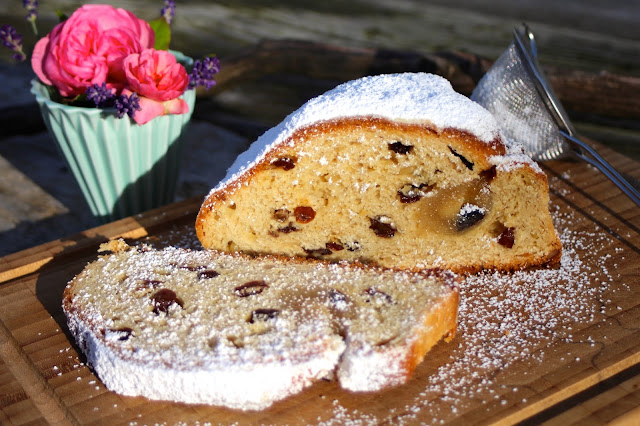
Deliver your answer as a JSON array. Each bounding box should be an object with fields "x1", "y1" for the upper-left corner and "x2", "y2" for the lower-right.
[
  {"x1": 0, "y1": 25, "x2": 26, "y2": 61},
  {"x1": 23, "y1": 0, "x2": 39, "y2": 35},
  {"x1": 188, "y1": 56, "x2": 221, "y2": 90},
  {"x1": 161, "y1": 0, "x2": 176, "y2": 25},
  {"x1": 85, "y1": 83, "x2": 116, "y2": 108},
  {"x1": 115, "y1": 93, "x2": 142, "y2": 119}
]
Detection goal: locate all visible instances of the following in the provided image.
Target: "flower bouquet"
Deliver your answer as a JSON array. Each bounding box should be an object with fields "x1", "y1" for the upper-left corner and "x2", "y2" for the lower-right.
[{"x1": 2, "y1": 1, "x2": 220, "y2": 222}]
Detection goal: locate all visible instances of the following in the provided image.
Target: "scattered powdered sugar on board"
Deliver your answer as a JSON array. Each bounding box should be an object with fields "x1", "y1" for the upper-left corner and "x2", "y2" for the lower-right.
[
  {"x1": 143, "y1": 222, "x2": 202, "y2": 249},
  {"x1": 318, "y1": 206, "x2": 625, "y2": 425}
]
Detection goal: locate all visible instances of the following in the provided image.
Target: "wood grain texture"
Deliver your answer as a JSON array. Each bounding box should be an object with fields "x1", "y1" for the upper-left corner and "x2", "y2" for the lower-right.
[
  {"x1": 0, "y1": 138, "x2": 638, "y2": 424},
  {"x1": 205, "y1": 39, "x2": 640, "y2": 122},
  {"x1": 0, "y1": 319, "x2": 76, "y2": 425},
  {"x1": 0, "y1": 197, "x2": 202, "y2": 284}
]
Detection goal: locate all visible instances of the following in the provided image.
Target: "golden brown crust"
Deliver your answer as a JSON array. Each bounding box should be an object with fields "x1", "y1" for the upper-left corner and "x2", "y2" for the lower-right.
[{"x1": 402, "y1": 288, "x2": 460, "y2": 378}]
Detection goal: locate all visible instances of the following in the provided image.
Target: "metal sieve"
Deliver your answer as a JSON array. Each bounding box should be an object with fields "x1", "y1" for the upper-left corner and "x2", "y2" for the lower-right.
[{"x1": 471, "y1": 24, "x2": 640, "y2": 206}]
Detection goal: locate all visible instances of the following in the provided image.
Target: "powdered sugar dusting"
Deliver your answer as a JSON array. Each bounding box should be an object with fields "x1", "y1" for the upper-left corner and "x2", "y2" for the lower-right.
[
  {"x1": 212, "y1": 73, "x2": 501, "y2": 195},
  {"x1": 491, "y1": 152, "x2": 543, "y2": 174}
]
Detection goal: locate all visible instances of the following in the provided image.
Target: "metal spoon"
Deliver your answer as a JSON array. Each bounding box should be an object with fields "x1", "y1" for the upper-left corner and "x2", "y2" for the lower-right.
[{"x1": 471, "y1": 24, "x2": 640, "y2": 207}]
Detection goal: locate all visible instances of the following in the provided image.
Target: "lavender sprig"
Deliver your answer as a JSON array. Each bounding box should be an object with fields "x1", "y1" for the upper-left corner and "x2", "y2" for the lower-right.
[
  {"x1": 188, "y1": 56, "x2": 221, "y2": 90},
  {"x1": 115, "y1": 92, "x2": 141, "y2": 119},
  {"x1": 0, "y1": 25, "x2": 26, "y2": 61},
  {"x1": 23, "y1": 0, "x2": 39, "y2": 35},
  {"x1": 161, "y1": 0, "x2": 176, "y2": 25},
  {"x1": 85, "y1": 83, "x2": 116, "y2": 108}
]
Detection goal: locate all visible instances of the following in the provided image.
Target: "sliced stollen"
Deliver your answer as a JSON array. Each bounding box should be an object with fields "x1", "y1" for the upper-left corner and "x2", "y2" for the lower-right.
[
  {"x1": 63, "y1": 240, "x2": 459, "y2": 410},
  {"x1": 196, "y1": 72, "x2": 561, "y2": 273}
]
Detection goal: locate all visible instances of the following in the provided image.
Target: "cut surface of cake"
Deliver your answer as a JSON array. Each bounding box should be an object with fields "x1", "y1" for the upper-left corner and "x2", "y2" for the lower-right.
[
  {"x1": 63, "y1": 241, "x2": 458, "y2": 410},
  {"x1": 196, "y1": 73, "x2": 561, "y2": 273}
]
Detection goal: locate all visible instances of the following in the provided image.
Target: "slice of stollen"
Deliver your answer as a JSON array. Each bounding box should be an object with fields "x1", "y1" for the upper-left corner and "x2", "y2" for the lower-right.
[{"x1": 63, "y1": 240, "x2": 458, "y2": 410}]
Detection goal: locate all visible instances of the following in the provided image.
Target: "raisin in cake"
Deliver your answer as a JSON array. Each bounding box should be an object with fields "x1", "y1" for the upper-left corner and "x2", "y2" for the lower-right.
[
  {"x1": 63, "y1": 240, "x2": 458, "y2": 410},
  {"x1": 196, "y1": 73, "x2": 561, "y2": 273}
]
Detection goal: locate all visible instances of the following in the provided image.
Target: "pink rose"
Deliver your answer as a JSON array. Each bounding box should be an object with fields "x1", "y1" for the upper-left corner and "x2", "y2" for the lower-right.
[
  {"x1": 123, "y1": 49, "x2": 189, "y2": 101},
  {"x1": 122, "y1": 49, "x2": 190, "y2": 124},
  {"x1": 122, "y1": 88, "x2": 189, "y2": 125},
  {"x1": 31, "y1": 4, "x2": 154, "y2": 98}
]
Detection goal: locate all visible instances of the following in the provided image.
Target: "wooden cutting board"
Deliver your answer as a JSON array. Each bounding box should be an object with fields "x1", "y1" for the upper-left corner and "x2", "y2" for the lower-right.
[{"x1": 1, "y1": 140, "x2": 639, "y2": 425}]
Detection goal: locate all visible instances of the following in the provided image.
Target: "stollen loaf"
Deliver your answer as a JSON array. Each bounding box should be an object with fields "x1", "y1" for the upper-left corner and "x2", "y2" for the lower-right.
[{"x1": 196, "y1": 73, "x2": 561, "y2": 273}]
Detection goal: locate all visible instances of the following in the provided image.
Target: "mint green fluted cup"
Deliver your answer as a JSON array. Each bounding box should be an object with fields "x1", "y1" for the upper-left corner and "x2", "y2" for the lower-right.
[{"x1": 31, "y1": 53, "x2": 195, "y2": 223}]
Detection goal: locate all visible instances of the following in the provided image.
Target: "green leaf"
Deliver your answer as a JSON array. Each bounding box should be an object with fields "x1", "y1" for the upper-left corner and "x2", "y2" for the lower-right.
[
  {"x1": 148, "y1": 18, "x2": 171, "y2": 50},
  {"x1": 55, "y1": 10, "x2": 69, "y2": 22}
]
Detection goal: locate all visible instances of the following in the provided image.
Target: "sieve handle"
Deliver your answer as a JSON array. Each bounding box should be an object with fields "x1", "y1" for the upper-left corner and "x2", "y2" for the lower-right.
[
  {"x1": 561, "y1": 130, "x2": 640, "y2": 207},
  {"x1": 513, "y1": 25, "x2": 577, "y2": 137},
  {"x1": 515, "y1": 25, "x2": 640, "y2": 207}
]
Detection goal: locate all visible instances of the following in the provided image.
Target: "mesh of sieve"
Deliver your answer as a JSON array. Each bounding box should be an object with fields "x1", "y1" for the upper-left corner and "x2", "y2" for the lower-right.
[
  {"x1": 471, "y1": 25, "x2": 640, "y2": 206},
  {"x1": 471, "y1": 28, "x2": 570, "y2": 161}
]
